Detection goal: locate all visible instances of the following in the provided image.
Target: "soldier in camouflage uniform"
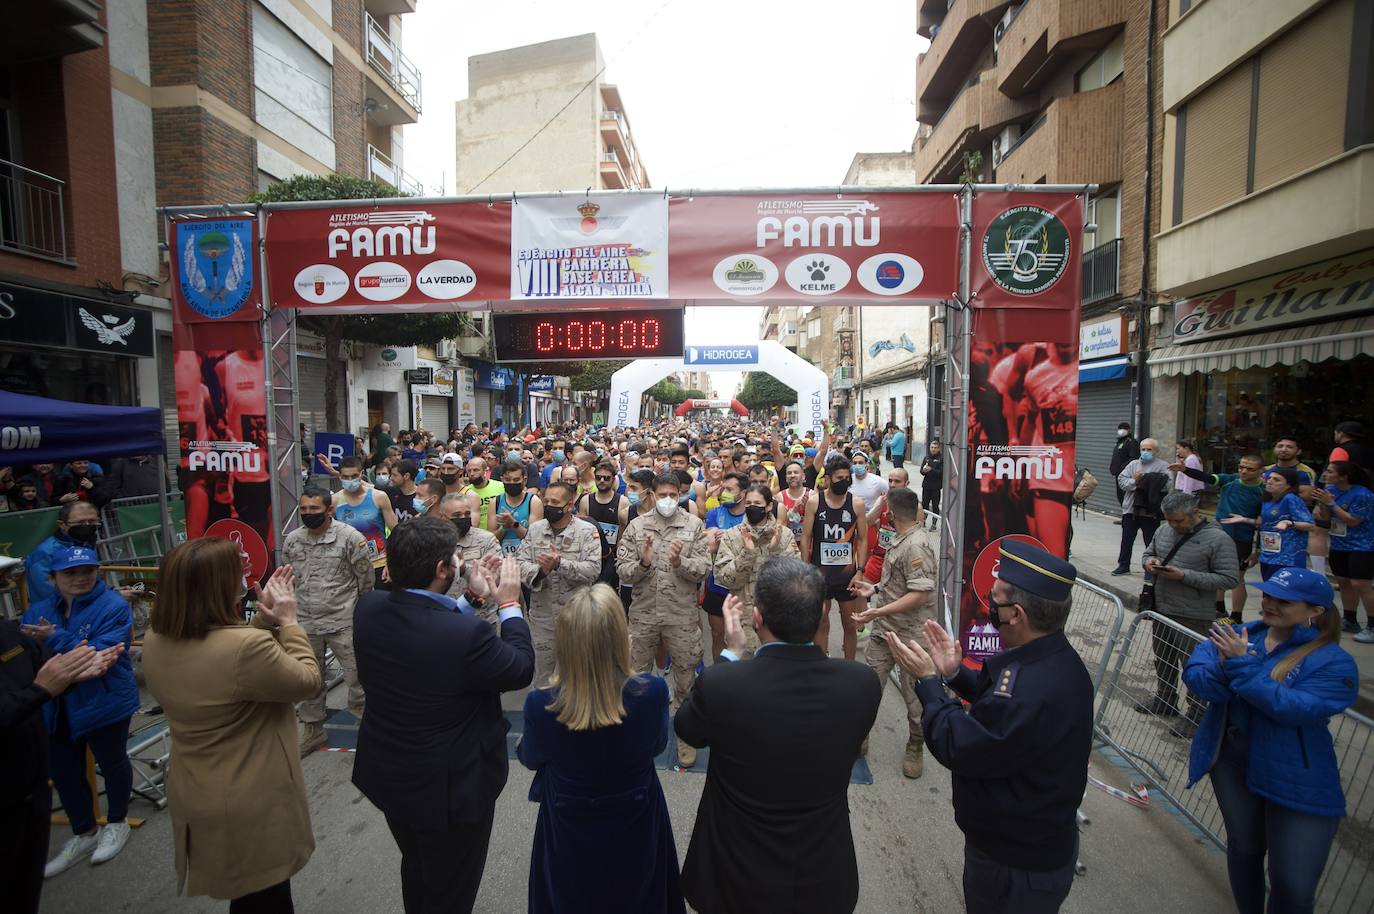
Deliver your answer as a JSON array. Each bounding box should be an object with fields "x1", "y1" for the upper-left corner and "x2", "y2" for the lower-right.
[
  {"x1": 517, "y1": 481, "x2": 601, "y2": 688},
  {"x1": 438, "y1": 492, "x2": 502, "y2": 624},
  {"x1": 282, "y1": 486, "x2": 374, "y2": 755},
  {"x1": 712, "y1": 484, "x2": 800, "y2": 658},
  {"x1": 616, "y1": 472, "x2": 710, "y2": 767},
  {"x1": 850, "y1": 487, "x2": 938, "y2": 778}
]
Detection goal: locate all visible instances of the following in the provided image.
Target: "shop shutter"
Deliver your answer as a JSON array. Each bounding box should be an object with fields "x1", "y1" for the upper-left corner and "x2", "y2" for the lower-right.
[
  {"x1": 156, "y1": 332, "x2": 179, "y2": 470},
  {"x1": 421, "y1": 395, "x2": 451, "y2": 434},
  {"x1": 1075, "y1": 378, "x2": 1134, "y2": 514},
  {"x1": 474, "y1": 389, "x2": 492, "y2": 425},
  {"x1": 296, "y1": 356, "x2": 333, "y2": 434}
]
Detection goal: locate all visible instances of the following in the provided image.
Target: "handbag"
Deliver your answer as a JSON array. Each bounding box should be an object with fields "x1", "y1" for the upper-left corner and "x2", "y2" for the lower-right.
[{"x1": 1137, "y1": 521, "x2": 1205, "y2": 613}]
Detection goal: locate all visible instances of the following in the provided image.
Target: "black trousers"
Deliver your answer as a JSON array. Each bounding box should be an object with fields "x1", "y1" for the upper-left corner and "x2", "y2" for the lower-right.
[
  {"x1": 229, "y1": 880, "x2": 294, "y2": 914},
  {"x1": 385, "y1": 807, "x2": 496, "y2": 914},
  {"x1": 1117, "y1": 513, "x2": 1159, "y2": 569},
  {"x1": 1151, "y1": 615, "x2": 1211, "y2": 713},
  {"x1": 963, "y1": 839, "x2": 1077, "y2": 914},
  {"x1": 922, "y1": 485, "x2": 941, "y2": 516},
  {"x1": 0, "y1": 785, "x2": 50, "y2": 914}
]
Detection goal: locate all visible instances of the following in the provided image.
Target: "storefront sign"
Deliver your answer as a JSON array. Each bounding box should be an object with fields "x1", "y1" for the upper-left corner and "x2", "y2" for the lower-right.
[
  {"x1": 527, "y1": 375, "x2": 555, "y2": 392},
  {"x1": 1080, "y1": 315, "x2": 1126, "y2": 360},
  {"x1": 412, "y1": 366, "x2": 455, "y2": 397},
  {"x1": 1172, "y1": 248, "x2": 1374, "y2": 343},
  {"x1": 367, "y1": 346, "x2": 418, "y2": 370},
  {"x1": 0, "y1": 282, "x2": 155, "y2": 358},
  {"x1": 473, "y1": 364, "x2": 514, "y2": 390},
  {"x1": 457, "y1": 368, "x2": 475, "y2": 426}
]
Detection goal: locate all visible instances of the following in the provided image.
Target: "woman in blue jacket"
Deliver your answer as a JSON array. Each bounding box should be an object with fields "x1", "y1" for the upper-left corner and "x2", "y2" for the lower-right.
[
  {"x1": 19, "y1": 545, "x2": 140, "y2": 877},
  {"x1": 1182, "y1": 566, "x2": 1357, "y2": 914},
  {"x1": 517, "y1": 583, "x2": 684, "y2": 914}
]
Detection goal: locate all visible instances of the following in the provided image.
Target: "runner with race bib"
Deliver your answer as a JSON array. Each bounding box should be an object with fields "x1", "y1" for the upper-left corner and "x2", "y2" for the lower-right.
[
  {"x1": 863, "y1": 466, "x2": 914, "y2": 584},
  {"x1": 494, "y1": 459, "x2": 542, "y2": 556},
  {"x1": 580, "y1": 460, "x2": 629, "y2": 586},
  {"x1": 802, "y1": 456, "x2": 869, "y2": 660}
]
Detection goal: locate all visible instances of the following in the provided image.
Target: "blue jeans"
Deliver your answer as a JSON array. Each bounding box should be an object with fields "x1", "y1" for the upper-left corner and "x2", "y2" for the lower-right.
[
  {"x1": 48, "y1": 712, "x2": 133, "y2": 835},
  {"x1": 1209, "y1": 729, "x2": 1339, "y2": 914}
]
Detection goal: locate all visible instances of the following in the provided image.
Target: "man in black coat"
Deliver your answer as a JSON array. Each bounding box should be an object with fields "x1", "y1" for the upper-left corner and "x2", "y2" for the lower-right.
[
  {"x1": 1109, "y1": 422, "x2": 1140, "y2": 515},
  {"x1": 675, "y1": 556, "x2": 881, "y2": 914},
  {"x1": 352, "y1": 516, "x2": 534, "y2": 914},
  {"x1": 888, "y1": 539, "x2": 1093, "y2": 914}
]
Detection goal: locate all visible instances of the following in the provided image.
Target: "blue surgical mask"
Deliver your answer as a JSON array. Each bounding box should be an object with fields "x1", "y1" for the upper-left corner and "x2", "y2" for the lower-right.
[
  {"x1": 852, "y1": 464, "x2": 867, "y2": 478},
  {"x1": 341, "y1": 478, "x2": 362, "y2": 493},
  {"x1": 1140, "y1": 450, "x2": 1155, "y2": 463},
  {"x1": 552, "y1": 449, "x2": 566, "y2": 463},
  {"x1": 375, "y1": 474, "x2": 390, "y2": 487},
  {"x1": 627, "y1": 491, "x2": 640, "y2": 506},
  {"x1": 413, "y1": 495, "x2": 430, "y2": 514}
]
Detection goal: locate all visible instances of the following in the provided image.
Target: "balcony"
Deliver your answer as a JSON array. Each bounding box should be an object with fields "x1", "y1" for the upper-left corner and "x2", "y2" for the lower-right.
[
  {"x1": 916, "y1": 0, "x2": 1017, "y2": 121},
  {"x1": 599, "y1": 151, "x2": 629, "y2": 190},
  {"x1": 367, "y1": 144, "x2": 422, "y2": 196},
  {"x1": 365, "y1": 13, "x2": 422, "y2": 115},
  {"x1": 993, "y1": 80, "x2": 1123, "y2": 186},
  {"x1": 915, "y1": 69, "x2": 1040, "y2": 182},
  {"x1": 832, "y1": 365, "x2": 856, "y2": 390},
  {"x1": 4, "y1": 0, "x2": 103, "y2": 63},
  {"x1": 0, "y1": 158, "x2": 69, "y2": 262},
  {"x1": 995, "y1": 0, "x2": 1127, "y2": 97},
  {"x1": 1082, "y1": 237, "x2": 1121, "y2": 305},
  {"x1": 363, "y1": 0, "x2": 416, "y2": 15}
]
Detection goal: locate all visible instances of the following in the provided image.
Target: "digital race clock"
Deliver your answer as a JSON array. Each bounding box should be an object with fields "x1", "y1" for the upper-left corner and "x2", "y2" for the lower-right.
[{"x1": 492, "y1": 308, "x2": 685, "y2": 362}]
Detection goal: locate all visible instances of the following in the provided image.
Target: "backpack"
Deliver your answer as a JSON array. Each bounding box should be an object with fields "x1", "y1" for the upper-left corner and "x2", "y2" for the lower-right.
[{"x1": 1073, "y1": 468, "x2": 1099, "y2": 504}]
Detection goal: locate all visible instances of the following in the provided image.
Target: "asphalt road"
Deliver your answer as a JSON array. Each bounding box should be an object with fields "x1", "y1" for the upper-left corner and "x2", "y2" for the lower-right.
[{"x1": 38, "y1": 618, "x2": 1234, "y2": 914}]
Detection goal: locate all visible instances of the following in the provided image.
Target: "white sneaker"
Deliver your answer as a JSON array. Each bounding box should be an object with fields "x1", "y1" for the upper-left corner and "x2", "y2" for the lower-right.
[
  {"x1": 45, "y1": 831, "x2": 100, "y2": 878},
  {"x1": 1353, "y1": 627, "x2": 1374, "y2": 644},
  {"x1": 92, "y1": 821, "x2": 131, "y2": 864}
]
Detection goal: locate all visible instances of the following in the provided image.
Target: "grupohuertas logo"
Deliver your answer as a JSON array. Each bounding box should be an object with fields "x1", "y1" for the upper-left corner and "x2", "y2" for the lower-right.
[
  {"x1": 982, "y1": 205, "x2": 1070, "y2": 296},
  {"x1": 179, "y1": 219, "x2": 255, "y2": 318}
]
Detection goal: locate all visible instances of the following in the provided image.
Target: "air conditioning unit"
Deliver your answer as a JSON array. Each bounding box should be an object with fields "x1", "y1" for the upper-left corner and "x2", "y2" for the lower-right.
[
  {"x1": 991, "y1": 124, "x2": 1021, "y2": 168},
  {"x1": 993, "y1": 7, "x2": 1016, "y2": 47},
  {"x1": 436, "y1": 339, "x2": 457, "y2": 360}
]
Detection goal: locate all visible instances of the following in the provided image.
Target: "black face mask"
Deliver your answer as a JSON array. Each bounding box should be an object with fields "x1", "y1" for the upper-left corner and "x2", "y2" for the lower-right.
[
  {"x1": 301, "y1": 512, "x2": 328, "y2": 529},
  {"x1": 440, "y1": 472, "x2": 460, "y2": 484},
  {"x1": 66, "y1": 523, "x2": 100, "y2": 544},
  {"x1": 544, "y1": 505, "x2": 566, "y2": 524},
  {"x1": 830, "y1": 479, "x2": 851, "y2": 495},
  {"x1": 745, "y1": 505, "x2": 768, "y2": 525},
  {"x1": 454, "y1": 517, "x2": 472, "y2": 537},
  {"x1": 504, "y1": 482, "x2": 524, "y2": 497}
]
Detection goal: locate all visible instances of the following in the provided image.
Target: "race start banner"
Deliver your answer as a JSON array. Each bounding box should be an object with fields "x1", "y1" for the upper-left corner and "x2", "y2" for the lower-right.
[{"x1": 168, "y1": 216, "x2": 274, "y2": 588}]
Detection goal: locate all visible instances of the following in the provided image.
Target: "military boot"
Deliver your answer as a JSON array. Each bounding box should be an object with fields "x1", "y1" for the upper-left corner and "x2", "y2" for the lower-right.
[
  {"x1": 902, "y1": 737, "x2": 925, "y2": 779},
  {"x1": 299, "y1": 721, "x2": 327, "y2": 756},
  {"x1": 677, "y1": 742, "x2": 697, "y2": 769}
]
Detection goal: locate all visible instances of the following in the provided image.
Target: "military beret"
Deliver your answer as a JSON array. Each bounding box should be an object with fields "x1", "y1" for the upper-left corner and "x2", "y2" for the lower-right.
[{"x1": 998, "y1": 538, "x2": 1076, "y2": 602}]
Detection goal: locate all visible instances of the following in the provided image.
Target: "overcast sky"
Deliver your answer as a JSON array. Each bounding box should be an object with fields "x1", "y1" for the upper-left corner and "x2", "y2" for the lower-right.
[{"x1": 402, "y1": 0, "x2": 926, "y2": 394}]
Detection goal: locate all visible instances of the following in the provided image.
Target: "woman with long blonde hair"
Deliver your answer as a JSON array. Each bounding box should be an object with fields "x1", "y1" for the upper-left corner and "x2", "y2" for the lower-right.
[
  {"x1": 517, "y1": 583, "x2": 684, "y2": 914},
  {"x1": 1182, "y1": 567, "x2": 1357, "y2": 914}
]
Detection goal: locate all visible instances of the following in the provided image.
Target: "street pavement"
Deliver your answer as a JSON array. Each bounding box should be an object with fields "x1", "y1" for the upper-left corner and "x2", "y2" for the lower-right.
[{"x1": 39, "y1": 612, "x2": 1234, "y2": 914}]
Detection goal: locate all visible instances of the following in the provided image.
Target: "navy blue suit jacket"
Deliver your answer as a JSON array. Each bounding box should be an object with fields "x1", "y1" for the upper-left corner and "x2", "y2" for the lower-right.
[{"x1": 352, "y1": 588, "x2": 534, "y2": 830}]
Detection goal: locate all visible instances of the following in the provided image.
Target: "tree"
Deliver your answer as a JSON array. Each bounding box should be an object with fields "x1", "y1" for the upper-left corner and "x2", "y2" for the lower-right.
[
  {"x1": 568, "y1": 360, "x2": 631, "y2": 391},
  {"x1": 250, "y1": 174, "x2": 470, "y2": 430},
  {"x1": 646, "y1": 378, "x2": 686, "y2": 406},
  {"x1": 738, "y1": 372, "x2": 797, "y2": 411},
  {"x1": 683, "y1": 389, "x2": 707, "y2": 400}
]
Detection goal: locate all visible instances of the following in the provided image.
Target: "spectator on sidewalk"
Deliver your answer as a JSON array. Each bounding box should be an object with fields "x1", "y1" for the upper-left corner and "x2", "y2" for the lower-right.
[
  {"x1": 1109, "y1": 423, "x2": 1140, "y2": 518},
  {"x1": 1183, "y1": 567, "x2": 1357, "y2": 914},
  {"x1": 888, "y1": 423, "x2": 907, "y2": 470},
  {"x1": 1113, "y1": 438, "x2": 1171, "y2": 576},
  {"x1": 1312, "y1": 461, "x2": 1374, "y2": 642},
  {"x1": 53, "y1": 460, "x2": 107, "y2": 507},
  {"x1": 1258, "y1": 468, "x2": 1315, "y2": 580},
  {"x1": 23, "y1": 501, "x2": 102, "y2": 608},
  {"x1": 1171, "y1": 440, "x2": 1205, "y2": 495},
  {"x1": 919, "y1": 440, "x2": 944, "y2": 518},
  {"x1": 104, "y1": 455, "x2": 165, "y2": 500},
  {"x1": 1134, "y1": 492, "x2": 1241, "y2": 739},
  {"x1": 1329, "y1": 420, "x2": 1373, "y2": 474},
  {"x1": 1198, "y1": 455, "x2": 1265, "y2": 624}
]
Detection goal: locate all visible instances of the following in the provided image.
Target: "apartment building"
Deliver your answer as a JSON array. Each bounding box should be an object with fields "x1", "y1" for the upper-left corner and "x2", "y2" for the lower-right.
[
  {"x1": 1146, "y1": 0, "x2": 1374, "y2": 470},
  {"x1": 758, "y1": 303, "x2": 802, "y2": 352},
  {"x1": 902, "y1": 0, "x2": 1166, "y2": 510}
]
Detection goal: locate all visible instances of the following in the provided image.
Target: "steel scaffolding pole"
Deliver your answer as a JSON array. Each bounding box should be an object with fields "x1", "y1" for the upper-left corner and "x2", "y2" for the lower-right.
[{"x1": 937, "y1": 186, "x2": 973, "y2": 633}]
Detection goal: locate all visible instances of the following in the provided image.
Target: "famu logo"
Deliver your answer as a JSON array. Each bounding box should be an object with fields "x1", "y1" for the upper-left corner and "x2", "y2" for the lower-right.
[{"x1": 982, "y1": 205, "x2": 1070, "y2": 295}]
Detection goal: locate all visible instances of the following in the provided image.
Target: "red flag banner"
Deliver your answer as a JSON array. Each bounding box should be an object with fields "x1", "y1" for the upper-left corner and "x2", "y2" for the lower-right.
[{"x1": 970, "y1": 191, "x2": 1083, "y2": 311}]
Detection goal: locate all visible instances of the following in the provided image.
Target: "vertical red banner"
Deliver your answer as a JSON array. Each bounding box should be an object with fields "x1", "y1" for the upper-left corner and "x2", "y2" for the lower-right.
[
  {"x1": 168, "y1": 216, "x2": 274, "y2": 587},
  {"x1": 958, "y1": 192, "x2": 1083, "y2": 663}
]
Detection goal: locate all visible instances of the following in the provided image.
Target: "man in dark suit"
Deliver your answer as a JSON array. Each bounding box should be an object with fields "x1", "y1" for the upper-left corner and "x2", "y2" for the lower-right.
[
  {"x1": 674, "y1": 556, "x2": 881, "y2": 914},
  {"x1": 353, "y1": 516, "x2": 534, "y2": 914}
]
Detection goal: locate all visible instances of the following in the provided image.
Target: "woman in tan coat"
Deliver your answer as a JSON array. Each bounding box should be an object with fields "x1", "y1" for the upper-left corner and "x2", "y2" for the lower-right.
[
  {"x1": 141, "y1": 538, "x2": 321, "y2": 912},
  {"x1": 712, "y1": 484, "x2": 800, "y2": 658}
]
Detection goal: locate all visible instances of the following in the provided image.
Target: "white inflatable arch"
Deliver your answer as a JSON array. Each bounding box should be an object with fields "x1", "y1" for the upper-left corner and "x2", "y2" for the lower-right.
[{"x1": 608, "y1": 341, "x2": 828, "y2": 433}]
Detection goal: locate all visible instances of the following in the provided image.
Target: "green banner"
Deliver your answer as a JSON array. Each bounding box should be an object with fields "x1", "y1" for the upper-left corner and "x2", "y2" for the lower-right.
[
  {"x1": 106, "y1": 500, "x2": 187, "y2": 562},
  {"x1": 0, "y1": 506, "x2": 60, "y2": 559}
]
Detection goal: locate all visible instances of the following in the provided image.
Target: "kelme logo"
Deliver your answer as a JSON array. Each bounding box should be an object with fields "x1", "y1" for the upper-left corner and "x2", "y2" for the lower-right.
[{"x1": 982, "y1": 205, "x2": 1070, "y2": 295}]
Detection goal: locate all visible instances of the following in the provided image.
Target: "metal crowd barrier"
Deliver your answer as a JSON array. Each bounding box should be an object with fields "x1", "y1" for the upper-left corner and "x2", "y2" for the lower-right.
[
  {"x1": 1092, "y1": 610, "x2": 1374, "y2": 914},
  {"x1": 1063, "y1": 578, "x2": 1127, "y2": 696}
]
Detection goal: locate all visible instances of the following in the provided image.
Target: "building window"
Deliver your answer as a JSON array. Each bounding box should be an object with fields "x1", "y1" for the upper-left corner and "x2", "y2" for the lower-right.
[
  {"x1": 1085, "y1": 188, "x2": 1120, "y2": 251},
  {"x1": 1075, "y1": 32, "x2": 1125, "y2": 93},
  {"x1": 1172, "y1": 0, "x2": 1353, "y2": 225},
  {"x1": 252, "y1": 3, "x2": 335, "y2": 166},
  {"x1": 808, "y1": 317, "x2": 821, "y2": 338}
]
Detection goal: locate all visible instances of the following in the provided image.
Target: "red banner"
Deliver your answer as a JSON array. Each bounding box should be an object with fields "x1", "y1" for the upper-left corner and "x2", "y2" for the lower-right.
[
  {"x1": 971, "y1": 192, "x2": 1083, "y2": 311},
  {"x1": 171, "y1": 216, "x2": 274, "y2": 589}
]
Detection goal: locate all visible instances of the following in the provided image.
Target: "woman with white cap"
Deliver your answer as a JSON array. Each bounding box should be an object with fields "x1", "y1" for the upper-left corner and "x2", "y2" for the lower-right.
[{"x1": 1182, "y1": 567, "x2": 1357, "y2": 914}]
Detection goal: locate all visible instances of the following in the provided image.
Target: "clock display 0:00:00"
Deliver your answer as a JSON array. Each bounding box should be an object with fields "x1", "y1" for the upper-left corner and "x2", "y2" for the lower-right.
[{"x1": 494, "y1": 310, "x2": 684, "y2": 360}]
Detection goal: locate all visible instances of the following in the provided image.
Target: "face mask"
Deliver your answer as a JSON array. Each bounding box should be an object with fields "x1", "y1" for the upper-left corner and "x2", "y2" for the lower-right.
[
  {"x1": 504, "y1": 482, "x2": 524, "y2": 497},
  {"x1": 627, "y1": 491, "x2": 641, "y2": 506},
  {"x1": 301, "y1": 512, "x2": 328, "y2": 529},
  {"x1": 375, "y1": 474, "x2": 391, "y2": 487},
  {"x1": 440, "y1": 472, "x2": 460, "y2": 484},
  {"x1": 1139, "y1": 451, "x2": 1155, "y2": 463},
  {"x1": 341, "y1": 478, "x2": 362, "y2": 493},
  {"x1": 454, "y1": 517, "x2": 472, "y2": 537},
  {"x1": 988, "y1": 606, "x2": 1008, "y2": 630},
  {"x1": 67, "y1": 523, "x2": 100, "y2": 544},
  {"x1": 544, "y1": 505, "x2": 566, "y2": 524},
  {"x1": 1117, "y1": 429, "x2": 1129, "y2": 438},
  {"x1": 552, "y1": 450, "x2": 566, "y2": 463},
  {"x1": 852, "y1": 464, "x2": 868, "y2": 478},
  {"x1": 745, "y1": 505, "x2": 768, "y2": 525},
  {"x1": 469, "y1": 475, "x2": 487, "y2": 489},
  {"x1": 678, "y1": 495, "x2": 690, "y2": 506},
  {"x1": 719, "y1": 491, "x2": 736, "y2": 504},
  {"x1": 655, "y1": 497, "x2": 678, "y2": 518},
  {"x1": 413, "y1": 496, "x2": 430, "y2": 514},
  {"x1": 830, "y1": 479, "x2": 851, "y2": 495}
]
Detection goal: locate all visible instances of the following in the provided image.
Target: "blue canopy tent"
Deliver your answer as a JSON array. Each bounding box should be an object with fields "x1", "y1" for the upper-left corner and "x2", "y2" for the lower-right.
[{"x1": 0, "y1": 389, "x2": 174, "y2": 549}]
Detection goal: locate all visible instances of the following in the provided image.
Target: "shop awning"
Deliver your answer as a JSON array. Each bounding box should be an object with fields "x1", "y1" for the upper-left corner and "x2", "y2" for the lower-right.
[
  {"x1": 1079, "y1": 356, "x2": 1129, "y2": 383},
  {"x1": 1147, "y1": 315, "x2": 1374, "y2": 378}
]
